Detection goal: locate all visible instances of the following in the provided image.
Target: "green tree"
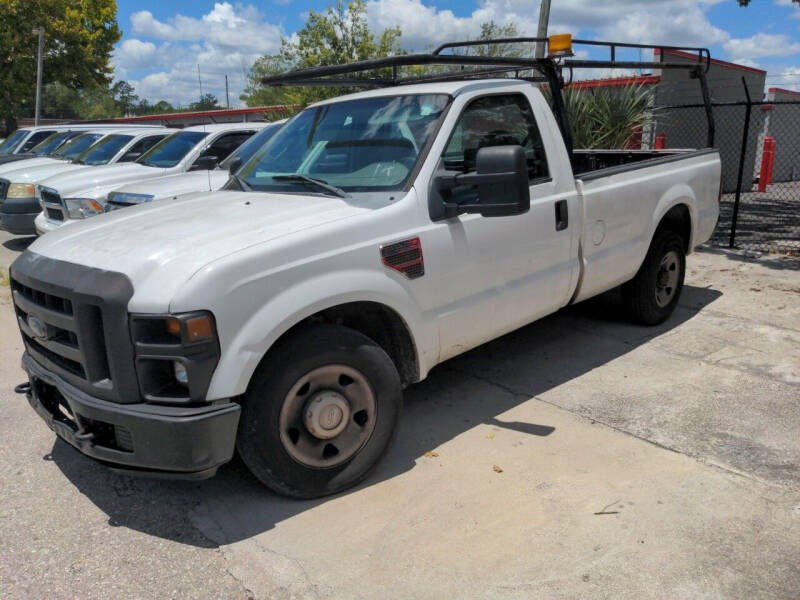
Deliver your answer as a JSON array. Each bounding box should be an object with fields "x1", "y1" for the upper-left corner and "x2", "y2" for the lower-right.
[
  {"x1": 189, "y1": 93, "x2": 221, "y2": 111},
  {"x1": 0, "y1": 0, "x2": 121, "y2": 132},
  {"x1": 111, "y1": 80, "x2": 139, "y2": 115},
  {"x1": 241, "y1": 0, "x2": 402, "y2": 108}
]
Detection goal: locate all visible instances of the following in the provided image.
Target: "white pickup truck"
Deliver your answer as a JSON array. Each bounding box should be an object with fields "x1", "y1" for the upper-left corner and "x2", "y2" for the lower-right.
[
  {"x1": 10, "y1": 39, "x2": 721, "y2": 498},
  {"x1": 0, "y1": 128, "x2": 169, "y2": 235},
  {"x1": 33, "y1": 122, "x2": 264, "y2": 234},
  {"x1": 102, "y1": 120, "x2": 284, "y2": 211}
]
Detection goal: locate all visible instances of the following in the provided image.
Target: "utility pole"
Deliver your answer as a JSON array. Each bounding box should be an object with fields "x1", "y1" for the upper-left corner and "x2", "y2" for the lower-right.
[
  {"x1": 197, "y1": 64, "x2": 203, "y2": 105},
  {"x1": 32, "y1": 27, "x2": 44, "y2": 126},
  {"x1": 535, "y1": 0, "x2": 551, "y2": 58},
  {"x1": 225, "y1": 75, "x2": 230, "y2": 108}
]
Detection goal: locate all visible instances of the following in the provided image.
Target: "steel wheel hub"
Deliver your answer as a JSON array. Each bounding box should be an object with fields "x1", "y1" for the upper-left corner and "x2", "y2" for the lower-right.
[
  {"x1": 304, "y1": 391, "x2": 350, "y2": 439},
  {"x1": 279, "y1": 364, "x2": 376, "y2": 468},
  {"x1": 655, "y1": 250, "x2": 680, "y2": 308}
]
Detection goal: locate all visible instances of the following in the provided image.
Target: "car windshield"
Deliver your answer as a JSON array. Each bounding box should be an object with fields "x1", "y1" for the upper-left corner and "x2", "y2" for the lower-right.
[
  {"x1": 238, "y1": 94, "x2": 450, "y2": 193},
  {"x1": 0, "y1": 129, "x2": 29, "y2": 155},
  {"x1": 52, "y1": 133, "x2": 104, "y2": 159},
  {"x1": 31, "y1": 131, "x2": 80, "y2": 156},
  {"x1": 75, "y1": 134, "x2": 133, "y2": 165},
  {"x1": 220, "y1": 123, "x2": 282, "y2": 170},
  {"x1": 136, "y1": 131, "x2": 209, "y2": 168}
]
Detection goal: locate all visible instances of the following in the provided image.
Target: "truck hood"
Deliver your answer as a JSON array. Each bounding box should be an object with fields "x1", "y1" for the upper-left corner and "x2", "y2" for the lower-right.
[
  {"x1": 28, "y1": 189, "x2": 375, "y2": 312},
  {"x1": 0, "y1": 161, "x2": 84, "y2": 183},
  {"x1": 112, "y1": 170, "x2": 229, "y2": 201},
  {"x1": 38, "y1": 163, "x2": 167, "y2": 199},
  {"x1": 0, "y1": 157, "x2": 60, "y2": 175}
]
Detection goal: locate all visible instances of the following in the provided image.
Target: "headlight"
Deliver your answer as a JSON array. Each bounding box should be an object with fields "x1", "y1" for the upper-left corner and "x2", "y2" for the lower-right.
[
  {"x1": 129, "y1": 312, "x2": 220, "y2": 404},
  {"x1": 106, "y1": 191, "x2": 154, "y2": 211},
  {"x1": 7, "y1": 183, "x2": 35, "y2": 198},
  {"x1": 64, "y1": 198, "x2": 105, "y2": 219}
]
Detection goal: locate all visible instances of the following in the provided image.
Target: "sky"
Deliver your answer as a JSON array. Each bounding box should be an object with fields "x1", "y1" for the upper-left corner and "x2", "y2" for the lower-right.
[{"x1": 111, "y1": 0, "x2": 800, "y2": 108}]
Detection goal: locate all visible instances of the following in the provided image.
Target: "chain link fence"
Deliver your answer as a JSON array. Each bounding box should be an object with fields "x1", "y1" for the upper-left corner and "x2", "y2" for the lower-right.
[{"x1": 651, "y1": 100, "x2": 800, "y2": 255}]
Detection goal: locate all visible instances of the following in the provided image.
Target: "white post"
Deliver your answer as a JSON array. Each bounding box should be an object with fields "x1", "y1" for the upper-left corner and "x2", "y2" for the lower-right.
[
  {"x1": 535, "y1": 0, "x2": 551, "y2": 59},
  {"x1": 33, "y1": 27, "x2": 44, "y2": 126}
]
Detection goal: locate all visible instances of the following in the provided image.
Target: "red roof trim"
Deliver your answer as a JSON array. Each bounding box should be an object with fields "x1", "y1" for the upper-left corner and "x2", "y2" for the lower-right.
[
  {"x1": 769, "y1": 87, "x2": 800, "y2": 97},
  {"x1": 566, "y1": 75, "x2": 660, "y2": 89},
  {"x1": 655, "y1": 48, "x2": 766, "y2": 75},
  {"x1": 108, "y1": 105, "x2": 302, "y2": 123}
]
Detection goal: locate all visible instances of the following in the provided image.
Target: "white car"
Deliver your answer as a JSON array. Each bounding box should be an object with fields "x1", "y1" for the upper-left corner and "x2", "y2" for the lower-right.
[
  {"x1": 0, "y1": 129, "x2": 170, "y2": 235},
  {"x1": 0, "y1": 123, "x2": 163, "y2": 166},
  {"x1": 10, "y1": 42, "x2": 722, "y2": 498},
  {"x1": 33, "y1": 122, "x2": 265, "y2": 234},
  {"x1": 104, "y1": 120, "x2": 284, "y2": 211}
]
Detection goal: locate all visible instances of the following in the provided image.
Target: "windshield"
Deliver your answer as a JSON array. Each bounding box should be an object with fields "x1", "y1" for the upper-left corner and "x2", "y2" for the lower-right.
[
  {"x1": 136, "y1": 131, "x2": 209, "y2": 168},
  {"x1": 76, "y1": 134, "x2": 133, "y2": 165},
  {"x1": 238, "y1": 94, "x2": 450, "y2": 192},
  {"x1": 0, "y1": 129, "x2": 29, "y2": 155},
  {"x1": 52, "y1": 133, "x2": 104, "y2": 159},
  {"x1": 220, "y1": 123, "x2": 282, "y2": 170},
  {"x1": 31, "y1": 131, "x2": 81, "y2": 156}
]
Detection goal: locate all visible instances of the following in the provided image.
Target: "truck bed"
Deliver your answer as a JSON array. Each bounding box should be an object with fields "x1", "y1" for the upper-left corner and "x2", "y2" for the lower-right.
[{"x1": 572, "y1": 148, "x2": 698, "y2": 177}]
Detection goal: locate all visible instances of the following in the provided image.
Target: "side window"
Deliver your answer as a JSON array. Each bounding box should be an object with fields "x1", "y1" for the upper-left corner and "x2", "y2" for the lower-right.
[
  {"x1": 19, "y1": 130, "x2": 55, "y2": 152},
  {"x1": 199, "y1": 132, "x2": 255, "y2": 162},
  {"x1": 123, "y1": 135, "x2": 167, "y2": 160},
  {"x1": 443, "y1": 94, "x2": 549, "y2": 182}
]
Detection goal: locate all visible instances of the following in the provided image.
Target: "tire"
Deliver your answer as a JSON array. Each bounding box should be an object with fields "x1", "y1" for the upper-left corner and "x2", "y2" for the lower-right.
[
  {"x1": 622, "y1": 229, "x2": 686, "y2": 325},
  {"x1": 237, "y1": 324, "x2": 403, "y2": 498}
]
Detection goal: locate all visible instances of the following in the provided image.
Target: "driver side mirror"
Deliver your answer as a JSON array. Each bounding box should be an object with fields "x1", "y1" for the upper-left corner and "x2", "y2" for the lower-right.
[
  {"x1": 190, "y1": 155, "x2": 219, "y2": 171},
  {"x1": 430, "y1": 145, "x2": 530, "y2": 221},
  {"x1": 227, "y1": 156, "x2": 242, "y2": 175}
]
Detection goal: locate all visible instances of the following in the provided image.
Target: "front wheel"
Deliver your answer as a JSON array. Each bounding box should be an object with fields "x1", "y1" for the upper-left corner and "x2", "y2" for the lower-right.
[
  {"x1": 237, "y1": 324, "x2": 402, "y2": 498},
  {"x1": 622, "y1": 230, "x2": 686, "y2": 325}
]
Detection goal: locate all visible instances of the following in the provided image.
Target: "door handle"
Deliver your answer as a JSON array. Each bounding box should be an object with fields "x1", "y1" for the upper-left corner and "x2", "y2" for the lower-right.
[{"x1": 555, "y1": 200, "x2": 568, "y2": 231}]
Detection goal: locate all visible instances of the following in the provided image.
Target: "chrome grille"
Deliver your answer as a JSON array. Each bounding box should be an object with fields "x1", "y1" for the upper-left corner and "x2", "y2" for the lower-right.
[{"x1": 40, "y1": 187, "x2": 65, "y2": 221}]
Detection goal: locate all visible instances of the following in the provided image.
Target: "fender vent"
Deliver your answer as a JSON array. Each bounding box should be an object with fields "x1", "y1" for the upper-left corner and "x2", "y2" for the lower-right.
[{"x1": 380, "y1": 237, "x2": 424, "y2": 280}]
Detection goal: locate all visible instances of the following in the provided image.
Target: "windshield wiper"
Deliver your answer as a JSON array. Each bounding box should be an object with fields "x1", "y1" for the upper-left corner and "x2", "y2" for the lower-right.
[{"x1": 272, "y1": 174, "x2": 347, "y2": 198}]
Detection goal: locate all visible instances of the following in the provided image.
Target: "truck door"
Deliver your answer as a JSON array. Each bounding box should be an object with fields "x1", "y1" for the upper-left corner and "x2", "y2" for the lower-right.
[{"x1": 425, "y1": 92, "x2": 577, "y2": 361}]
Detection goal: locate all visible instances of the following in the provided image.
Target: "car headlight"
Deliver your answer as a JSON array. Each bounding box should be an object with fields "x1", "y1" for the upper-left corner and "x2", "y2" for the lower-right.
[
  {"x1": 129, "y1": 312, "x2": 220, "y2": 404},
  {"x1": 64, "y1": 198, "x2": 105, "y2": 219},
  {"x1": 106, "y1": 191, "x2": 154, "y2": 211},
  {"x1": 6, "y1": 183, "x2": 35, "y2": 198}
]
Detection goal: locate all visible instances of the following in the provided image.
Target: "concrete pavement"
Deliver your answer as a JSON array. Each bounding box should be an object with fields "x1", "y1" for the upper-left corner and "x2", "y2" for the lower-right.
[{"x1": 1, "y1": 231, "x2": 798, "y2": 599}]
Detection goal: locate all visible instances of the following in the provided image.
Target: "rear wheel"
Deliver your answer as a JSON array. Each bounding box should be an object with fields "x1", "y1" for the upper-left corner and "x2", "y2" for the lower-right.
[
  {"x1": 237, "y1": 324, "x2": 402, "y2": 498},
  {"x1": 622, "y1": 230, "x2": 686, "y2": 325}
]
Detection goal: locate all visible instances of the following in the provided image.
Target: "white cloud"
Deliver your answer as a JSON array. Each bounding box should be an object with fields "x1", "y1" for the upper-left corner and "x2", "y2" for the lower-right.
[
  {"x1": 724, "y1": 33, "x2": 800, "y2": 63},
  {"x1": 113, "y1": 39, "x2": 157, "y2": 70},
  {"x1": 119, "y1": 2, "x2": 284, "y2": 106},
  {"x1": 775, "y1": 0, "x2": 800, "y2": 18},
  {"x1": 366, "y1": 0, "x2": 729, "y2": 53}
]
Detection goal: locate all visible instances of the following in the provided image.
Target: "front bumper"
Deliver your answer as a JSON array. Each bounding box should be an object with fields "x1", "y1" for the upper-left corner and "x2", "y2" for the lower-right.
[
  {"x1": 21, "y1": 352, "x2": 241, "y2": 478},
  {"x1": 0, "y1": 210, "x2": 38, "y2": 235},
  {"x1": 34, "y1": 211, "x2": 64, "y2": 235}
]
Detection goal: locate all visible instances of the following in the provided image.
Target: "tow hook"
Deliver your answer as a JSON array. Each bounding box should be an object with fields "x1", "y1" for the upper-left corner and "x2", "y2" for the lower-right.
[{"x1": 14, "y1": 382, "x2": 31, "y2": 395}]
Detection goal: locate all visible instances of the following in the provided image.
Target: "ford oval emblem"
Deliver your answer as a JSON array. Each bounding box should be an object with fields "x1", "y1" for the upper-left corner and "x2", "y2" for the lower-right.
[{"x1": 27, "y1": 314, "x2": 48, "y2": 340}]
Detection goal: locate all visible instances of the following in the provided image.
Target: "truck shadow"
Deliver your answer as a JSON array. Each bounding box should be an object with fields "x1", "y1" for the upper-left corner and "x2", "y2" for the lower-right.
[{"x1": 50, "y1": 283, "x2": 722, "y2": 548}]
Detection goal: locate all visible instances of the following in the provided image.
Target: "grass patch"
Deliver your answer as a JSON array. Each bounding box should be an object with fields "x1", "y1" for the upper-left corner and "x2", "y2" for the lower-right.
[{"x1": 0, "y1": 268, "x2": 9, "y2": 287}]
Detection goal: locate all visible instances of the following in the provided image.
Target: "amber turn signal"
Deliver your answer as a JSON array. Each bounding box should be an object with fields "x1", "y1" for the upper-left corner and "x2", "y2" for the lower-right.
[{"x1": 185, "y1": 315, "x2": 214, "y2": 342}]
